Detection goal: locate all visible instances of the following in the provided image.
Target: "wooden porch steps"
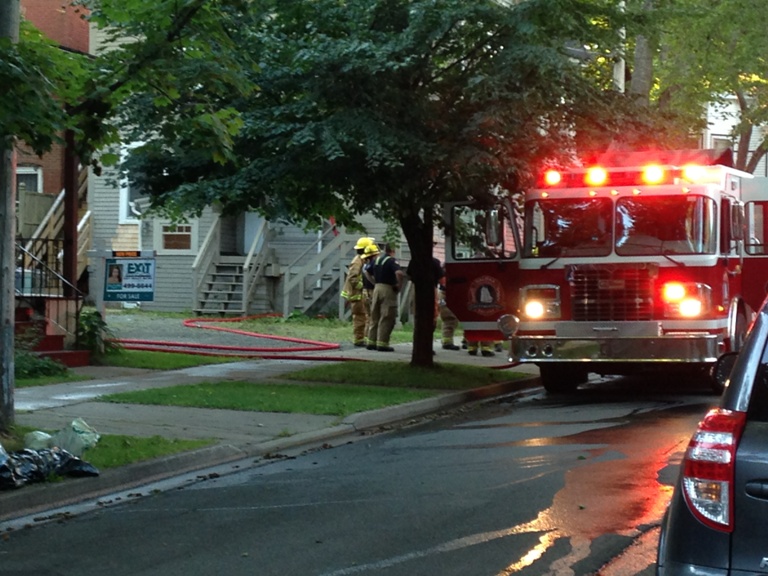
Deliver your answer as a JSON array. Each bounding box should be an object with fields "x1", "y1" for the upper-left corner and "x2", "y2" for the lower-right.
[{"x1": 194, "y1": 256, "x2": 247, "y2": 315}]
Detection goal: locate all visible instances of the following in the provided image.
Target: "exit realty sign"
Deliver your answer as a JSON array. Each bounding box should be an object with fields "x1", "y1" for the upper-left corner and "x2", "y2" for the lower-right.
[{"x1": 104, "y1": 253, "x2": 156, "y2": 302}]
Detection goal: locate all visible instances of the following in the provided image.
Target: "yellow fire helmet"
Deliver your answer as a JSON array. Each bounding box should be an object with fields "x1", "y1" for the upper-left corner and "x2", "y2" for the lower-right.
[
  {"x1": 354, "y1": 236, "x2": 375, "y2": 250},
  {"x1": 363, "y1": 243, "x2": 380, "y2": 259}
]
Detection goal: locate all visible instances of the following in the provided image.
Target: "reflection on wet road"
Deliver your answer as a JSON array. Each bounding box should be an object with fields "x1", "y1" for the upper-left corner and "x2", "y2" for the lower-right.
[{"x1": 318, "y1": 391, "x2": 709, "y2": 576}]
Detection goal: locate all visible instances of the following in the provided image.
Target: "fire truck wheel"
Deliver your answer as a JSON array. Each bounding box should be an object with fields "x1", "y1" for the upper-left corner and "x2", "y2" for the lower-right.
[
  {"x1": 538, "y1": 364, "x2": 587, "y2": 394},
  {"x1": 707, "y1": 363, "x2": 727, "y2": 395}
]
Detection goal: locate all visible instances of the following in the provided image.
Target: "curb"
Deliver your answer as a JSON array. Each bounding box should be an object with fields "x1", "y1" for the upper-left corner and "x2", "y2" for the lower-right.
[{"x1": 0, "y1": 376, "x2": 541, "y2": 525}]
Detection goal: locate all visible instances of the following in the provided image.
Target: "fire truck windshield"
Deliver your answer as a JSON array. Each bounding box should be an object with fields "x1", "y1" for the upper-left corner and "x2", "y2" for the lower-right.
[
  {"x1": 524, "y1": 198, "x2": 612, "y2": 257},
  {"x1": 523, "y1": 194, "x2": 716, "y2": 258}
]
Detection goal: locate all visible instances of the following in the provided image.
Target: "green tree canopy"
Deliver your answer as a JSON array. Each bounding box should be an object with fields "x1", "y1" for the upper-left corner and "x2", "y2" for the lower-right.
[{"x1": 625, "y1": 0, "x2": 768, "y2": 172}]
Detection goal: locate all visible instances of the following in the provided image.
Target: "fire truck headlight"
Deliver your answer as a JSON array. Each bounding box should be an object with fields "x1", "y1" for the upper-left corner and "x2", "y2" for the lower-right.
[
  {"x1": 521, "y1": 285, "x2": 561, "y2": 320},
  {"x1": 679, "y1": 298, "x2": 703, "y2": 317},
  {"x1": 525, "y1": 300, "x2": 546, "y2": 319},
  {"x1": 662, "y1": 282, "x2": 711, "y2": 318}
]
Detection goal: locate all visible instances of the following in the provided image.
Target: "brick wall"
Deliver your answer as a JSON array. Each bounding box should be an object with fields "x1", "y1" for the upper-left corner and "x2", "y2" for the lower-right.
[
  {"x1": 17, "y1": 142, "x2": 65, "y2": 195},
  {"x1": 17, "y1": 1, "x2": 90, "y2": 198},
  {"x1": 20, "y1": 0, "x2": 89, "y2": 53}
]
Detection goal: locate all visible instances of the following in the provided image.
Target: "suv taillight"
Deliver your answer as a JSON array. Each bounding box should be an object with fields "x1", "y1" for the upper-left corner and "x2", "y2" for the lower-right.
[{"x1": 682, "y1": 408, "x2": 746, "y2": 532}]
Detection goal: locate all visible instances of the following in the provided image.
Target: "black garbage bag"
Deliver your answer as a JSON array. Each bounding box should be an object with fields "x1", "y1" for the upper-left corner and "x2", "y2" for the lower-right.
[{"x1": 0, "y1": 444, "x2": 99, "y2": 490}]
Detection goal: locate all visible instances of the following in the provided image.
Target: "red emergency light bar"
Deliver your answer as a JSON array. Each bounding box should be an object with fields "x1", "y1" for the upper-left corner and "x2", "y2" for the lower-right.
[{"x1": 539, "y1": 164, "x2": 721, "y2": 189}]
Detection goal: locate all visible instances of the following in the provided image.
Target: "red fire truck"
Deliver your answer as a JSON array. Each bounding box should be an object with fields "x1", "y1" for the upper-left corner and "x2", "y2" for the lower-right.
[{"x1": 444, "y1": 149, "x2": 768, "y2": 393}]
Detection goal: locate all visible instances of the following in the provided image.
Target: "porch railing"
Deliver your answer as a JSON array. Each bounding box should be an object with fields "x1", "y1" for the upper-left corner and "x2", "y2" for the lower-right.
[
  {"x1": 15, "y1": 240, "x2": 84, "y2": 346},
  {"x1": 282, "y1": 229, "x2": 352, "y2": 318}
]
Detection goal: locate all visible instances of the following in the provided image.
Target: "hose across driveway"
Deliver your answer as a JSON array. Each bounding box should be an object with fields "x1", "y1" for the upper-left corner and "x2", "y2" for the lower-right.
[{"x1": 115, "y1": 314, "x2": 351, "y2": 361}]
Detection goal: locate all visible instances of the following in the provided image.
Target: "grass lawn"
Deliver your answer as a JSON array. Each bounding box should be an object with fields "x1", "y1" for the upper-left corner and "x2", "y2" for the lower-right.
[
  {"x1": 16, "y1": 372, "x2": 87, "y2": 389},
  {"x1": 100, "y1": 381, "x2": 438, "y2": 417},
  {"x1": 98, "y1": 361, "x2": 521, "y2": 417},
  {"x1": 85, "y1": 434, "x2": 214, "y2": 469},
  {"x1": 282, "y1": 361, "x2": 521, "y2": 390},
  {"x1": 0, "y1": 426, "x2": 213, "y2": 470}
]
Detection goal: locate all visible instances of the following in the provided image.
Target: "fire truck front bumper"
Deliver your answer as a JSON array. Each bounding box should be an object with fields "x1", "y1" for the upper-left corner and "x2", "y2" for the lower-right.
[{"x1": 510, "y1": 322, "x2": 725, "y2": 364}]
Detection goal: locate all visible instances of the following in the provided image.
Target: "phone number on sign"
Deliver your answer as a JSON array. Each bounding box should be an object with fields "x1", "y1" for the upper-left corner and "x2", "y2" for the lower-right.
[{"x1": 122, "y1": 282, "x2": 153, "y2": 290}]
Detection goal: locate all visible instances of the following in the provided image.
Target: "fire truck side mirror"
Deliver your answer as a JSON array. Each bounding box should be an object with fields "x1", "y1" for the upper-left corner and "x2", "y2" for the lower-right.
[
  {"x1": 498, "y1": 314, "x2": 520, "y2": 338},
  {"x1": 731, "y1": 204, "x2": 745, "y2": 241},
  {"x1": 486, "y1": 209, "x2": 501, "y2": 246}
]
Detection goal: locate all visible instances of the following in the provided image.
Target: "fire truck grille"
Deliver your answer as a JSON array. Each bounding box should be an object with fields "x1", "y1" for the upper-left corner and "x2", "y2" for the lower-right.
[{"x1": 570, "y1": 267, "x2": 654, "y2": 321}]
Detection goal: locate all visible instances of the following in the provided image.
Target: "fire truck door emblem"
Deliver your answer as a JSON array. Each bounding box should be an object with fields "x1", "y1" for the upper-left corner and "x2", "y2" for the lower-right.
[{"x1": 468, "y1": 276, "x2": 504, "y2": 317}]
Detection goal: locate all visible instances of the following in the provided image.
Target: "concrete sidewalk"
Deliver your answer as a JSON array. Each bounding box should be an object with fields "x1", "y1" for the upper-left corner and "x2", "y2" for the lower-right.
[{"x1": 1, "y1": 341, "x2": 540, "y2": 524}]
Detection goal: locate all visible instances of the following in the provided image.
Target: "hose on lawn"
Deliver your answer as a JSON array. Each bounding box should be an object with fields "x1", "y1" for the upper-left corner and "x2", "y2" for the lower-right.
[{"x1": 116, "y1": 314, "x2": 359, "y2": 361}]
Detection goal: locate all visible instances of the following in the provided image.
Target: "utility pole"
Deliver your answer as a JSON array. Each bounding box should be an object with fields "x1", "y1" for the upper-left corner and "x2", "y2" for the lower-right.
[{"x1": 0, "y1": 0, "x2": 20, "y2": 432}]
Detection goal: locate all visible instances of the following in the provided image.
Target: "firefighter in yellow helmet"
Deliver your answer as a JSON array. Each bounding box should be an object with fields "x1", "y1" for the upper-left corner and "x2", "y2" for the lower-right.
[{"x1": 341, "y1": 236, "x2": 375, "y2": 346}]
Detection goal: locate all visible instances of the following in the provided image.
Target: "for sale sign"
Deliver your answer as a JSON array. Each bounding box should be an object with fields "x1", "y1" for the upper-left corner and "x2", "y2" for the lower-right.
[{"x1": 104, "y1": 256, "x2": 156, "y2": 302}]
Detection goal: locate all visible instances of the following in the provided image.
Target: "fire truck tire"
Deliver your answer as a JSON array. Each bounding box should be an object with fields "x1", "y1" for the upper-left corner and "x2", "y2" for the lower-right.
[
  {"x1": 538, "y1": 364, "x2": 587, "y2": 393},
  {"x1": 703, "y1": 364, "x2": 726, "y2": 396},
  {"x1": 709, "y1": 311, "x2": 748, "y2": 395}
]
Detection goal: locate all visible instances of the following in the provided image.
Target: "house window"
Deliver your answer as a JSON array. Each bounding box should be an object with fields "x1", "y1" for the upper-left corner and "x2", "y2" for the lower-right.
[
  {"x1": 163, "y1": 224, "x2": 192, "y2": 250},
  {"x1": 711, "y1": 136, "x2": 732, "y2": 152},
  {"x1": 16, "y1": 166, "x2": 43, "y2": 194},
  {"x1": 153, "y1": 220, "x2": 198, "y2": 254}
]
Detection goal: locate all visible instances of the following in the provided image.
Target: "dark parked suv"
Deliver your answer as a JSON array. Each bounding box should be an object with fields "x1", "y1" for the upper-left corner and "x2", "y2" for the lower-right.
[{"x1": 657, "y1": 299, "x2": 768, "y2": 575}]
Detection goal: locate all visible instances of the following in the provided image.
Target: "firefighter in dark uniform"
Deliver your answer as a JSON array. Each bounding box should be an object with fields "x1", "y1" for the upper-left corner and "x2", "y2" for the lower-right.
[
  {"x1": 361, "y1": 243, "x2": 380, "y2": 347},
  {"x1": 364, "y1": 243, "x2": 404, "y2": 352}
]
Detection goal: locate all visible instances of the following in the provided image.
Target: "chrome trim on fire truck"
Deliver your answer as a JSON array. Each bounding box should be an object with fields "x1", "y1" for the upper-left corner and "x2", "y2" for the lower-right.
[
  {"x1": 516, "y1": 319, "x2": 729, "y2": 333},
  {"x1": 518, "y1": 253, "x2": 721, "y2": 270},
  {"x1": 555, "y1": 321, "x2": 662, "y2": 338},
  {"x1": 510, "y1": 333, "x2": 722, "y2": 364},
  {"x1": 662, "y1": 319, "x2": 730, "y2": 330}
]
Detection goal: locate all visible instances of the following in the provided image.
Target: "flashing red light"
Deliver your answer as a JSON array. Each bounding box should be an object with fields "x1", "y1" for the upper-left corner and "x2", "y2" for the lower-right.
[
  {"x1": 642, "y1": 165, "x2": 665, "y2": 184},
  {"x1": 682, "y1": 164, "x2": 707, "y2": 182},
  {"x1": 544, "y1": 170, "x2": 562, "y2": 186},
  {"x1": 585, "y1": 167, "x2": 608, "y2": 186}
]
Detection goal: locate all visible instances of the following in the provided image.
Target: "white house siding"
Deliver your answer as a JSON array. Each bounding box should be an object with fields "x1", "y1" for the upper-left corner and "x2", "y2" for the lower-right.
[
  {"x1": 135, "y1": 208, "x2": 218, "y2": 313},
  {"x1": 143, "y1": 254, "x2": 198, "y2": 312},
  {"x1": 88, "y1": 166, "x2": 126, "y2": 251},
  {"x1": 704, "y1": 99, "x2": 768, "y2": 176}
]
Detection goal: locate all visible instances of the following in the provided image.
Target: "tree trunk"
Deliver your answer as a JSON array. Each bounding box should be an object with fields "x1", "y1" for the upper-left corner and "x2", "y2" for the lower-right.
[
  {"x1": 628, "y1": 0, "x2": 655, "y2": 104},
  {"x1": 400, "y1": 211, "x2": 436, "y2": 368},
  {"x1": 629, "y1": 35, "x2": 652, "y2": 104},
  {"x1": 0, "y1": 0, "x2": 20, "y2": 433}
]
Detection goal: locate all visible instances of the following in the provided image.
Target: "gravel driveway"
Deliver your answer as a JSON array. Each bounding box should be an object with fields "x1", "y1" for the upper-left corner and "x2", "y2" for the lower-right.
[{"x1": 103, "y1": 312, "x2": 334, "y2": 353}]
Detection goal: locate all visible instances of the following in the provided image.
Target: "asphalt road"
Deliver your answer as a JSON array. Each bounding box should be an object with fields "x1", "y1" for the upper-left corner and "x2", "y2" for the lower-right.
[{"x1": 0, "y1": 376, "x2": 715, "y2": 576}]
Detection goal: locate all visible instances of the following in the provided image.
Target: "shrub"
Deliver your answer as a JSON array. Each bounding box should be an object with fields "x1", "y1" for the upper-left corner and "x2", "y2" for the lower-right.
[
  {"x1": 77, "y1": 309, "x2": 122, "y2": 359},
  {"x1": 14, "y1": 350, "x2": 68, "y2": 379}
]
